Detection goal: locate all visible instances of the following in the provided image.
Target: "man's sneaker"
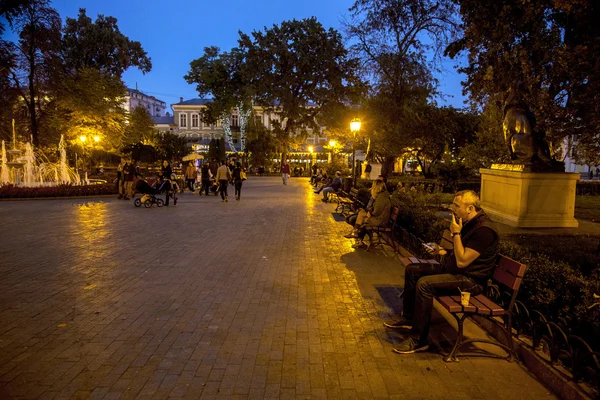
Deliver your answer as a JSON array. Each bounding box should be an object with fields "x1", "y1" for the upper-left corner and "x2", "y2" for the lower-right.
[
  {"x1": 392, "y1": 337, "x2": 429, "y2": 354},
  {"x1": 383, "y1": 317, "x2": 412, "y2": 331}
]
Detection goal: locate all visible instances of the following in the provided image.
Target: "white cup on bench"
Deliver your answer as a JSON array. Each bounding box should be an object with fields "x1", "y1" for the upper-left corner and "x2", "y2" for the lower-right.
[{"x1": 460, "y1": 291, "x2": 471, "y2": 307}]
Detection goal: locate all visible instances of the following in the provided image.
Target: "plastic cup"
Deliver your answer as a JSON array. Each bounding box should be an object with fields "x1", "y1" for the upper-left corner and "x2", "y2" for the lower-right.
[{"x1": 460, "y1": 291, "x2": 470, "y2": 307}]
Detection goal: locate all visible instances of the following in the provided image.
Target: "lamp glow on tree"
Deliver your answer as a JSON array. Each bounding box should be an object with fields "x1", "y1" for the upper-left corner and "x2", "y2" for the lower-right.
[{"x1": 350, "y1": 118, "x2": 361, "y2": 187}]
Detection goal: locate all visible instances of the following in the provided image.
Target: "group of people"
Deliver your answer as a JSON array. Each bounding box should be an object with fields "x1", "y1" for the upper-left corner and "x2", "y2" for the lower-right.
[
  {"x1": 116, "y1": 158, "x2": 141, "y2": 200},
  {"x1": 213, "y1": 161, "x2": 246, "y2": 202},
  {"x1": 317, "y1": 174, "x2": 500, "y2": 356}
]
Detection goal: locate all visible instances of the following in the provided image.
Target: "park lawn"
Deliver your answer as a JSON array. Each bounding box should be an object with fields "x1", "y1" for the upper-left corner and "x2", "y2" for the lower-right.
[{"x1": 575, "y1": 195, "x2": 600, "y2": 222}]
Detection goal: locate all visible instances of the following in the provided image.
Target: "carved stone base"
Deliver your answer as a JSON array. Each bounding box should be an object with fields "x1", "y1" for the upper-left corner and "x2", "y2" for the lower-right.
[{"x1": 480, "y1": 168, "x2": 579, "y2": 228}]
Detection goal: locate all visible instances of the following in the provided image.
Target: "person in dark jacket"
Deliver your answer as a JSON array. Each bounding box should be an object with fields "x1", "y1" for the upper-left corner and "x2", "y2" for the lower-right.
[
  {"x1": 320, "y1": 171, "x2": 343, "y2": 202},
  {"x1": 384, "y1": 190, "x2": 500, "y2": 355},
  {"x1": 199, "y1": 162, "x2": 212, "y2": 196},
  {"x1": 232, "y1": 162, "x2": 245, "y2": 201},
  {"x1": 159, "y1": 160, "x2": 174, "y2": 206}
]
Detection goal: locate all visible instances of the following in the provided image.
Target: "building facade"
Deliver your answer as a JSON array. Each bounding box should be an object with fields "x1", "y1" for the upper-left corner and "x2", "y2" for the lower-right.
[
  {"x1": 123, "y1": 88, "x2": 167, "y2": 117},
  {"x1": 166, "y1": 98, "x2": 330, "y2": 156}
]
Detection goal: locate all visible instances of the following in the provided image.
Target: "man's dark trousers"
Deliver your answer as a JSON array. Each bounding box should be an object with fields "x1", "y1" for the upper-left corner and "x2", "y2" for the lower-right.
[{"x1": 403, "y1": 263, "x2": 482, "y2": 342}]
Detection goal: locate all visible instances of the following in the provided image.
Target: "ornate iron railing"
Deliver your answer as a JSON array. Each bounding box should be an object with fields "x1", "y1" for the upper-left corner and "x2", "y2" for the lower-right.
[{"x1": 395, "y1": 226, "x2": 600, "y2": 397}]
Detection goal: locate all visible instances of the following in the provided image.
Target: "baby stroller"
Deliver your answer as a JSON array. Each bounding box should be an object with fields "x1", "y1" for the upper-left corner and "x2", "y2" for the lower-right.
[{"x1": 134, "y1": 177, "x2": 178, "y2": 208}]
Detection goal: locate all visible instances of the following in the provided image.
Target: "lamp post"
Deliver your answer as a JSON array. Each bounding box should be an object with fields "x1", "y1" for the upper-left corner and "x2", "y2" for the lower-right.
[
  {"x1": 308, "y1": 146, "x2": 314, "y2": 176},
  {"x1": 328, "y1": 140, "x2": 336, "y2": 164},
  {"x1": 350, "y1": 118, "x2": 361, "y2": 187}
]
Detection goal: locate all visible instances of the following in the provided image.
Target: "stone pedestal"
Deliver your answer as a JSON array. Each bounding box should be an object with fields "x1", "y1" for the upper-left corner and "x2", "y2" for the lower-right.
[{"x1": 480, "y1": 168, "x2": 579, "y2": 228}]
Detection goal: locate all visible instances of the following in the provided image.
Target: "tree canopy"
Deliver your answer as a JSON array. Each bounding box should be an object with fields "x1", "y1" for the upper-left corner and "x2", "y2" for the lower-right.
[
  {"x1": 446, "y1": 0, "x2": 600, "y2": 161},
  {"x1": 238, "y1": 17, "x2": 363, "y2": 163},
  {"x1": 62, "y1": 8, "x2": 151, "y2": 76},
  {"x1": 344, "y1": 0, "x2": 460, "y2": 175}
]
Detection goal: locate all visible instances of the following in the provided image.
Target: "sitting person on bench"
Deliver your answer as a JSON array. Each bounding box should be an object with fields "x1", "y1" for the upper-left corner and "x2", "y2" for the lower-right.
[
  {"x1": 343, "y1": 180, "x2": 382, "y2": 236},
  {"x1": 385, "y1": 190, "x2": 499, "y2": 354},
  {"x1": 345, "y1": 180, "x2": 391, "y2": 248},
  {"x1": 318, "y1": 171, "x2": 342, "y2": 202},
  {"x1": 313, "y1": 173, "x2": 330, "y2": 192}
]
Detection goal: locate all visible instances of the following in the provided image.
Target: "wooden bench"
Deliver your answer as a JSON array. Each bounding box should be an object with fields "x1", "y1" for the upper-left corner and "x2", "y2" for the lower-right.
[
  {"x1": 364, "y1": 206, "x2": 400, "y2": 252},
  {"x1": 335, "y1": 187, "x2": 359, "y2": 214},
  {"x1": 399, "y1": 254, "x2": 527, "y2": 362}
]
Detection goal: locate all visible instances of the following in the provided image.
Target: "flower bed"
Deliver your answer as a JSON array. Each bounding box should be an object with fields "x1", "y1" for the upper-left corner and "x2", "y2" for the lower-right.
[{"x1": 0, "y1": 183, "x2": 118, "y2": 199}]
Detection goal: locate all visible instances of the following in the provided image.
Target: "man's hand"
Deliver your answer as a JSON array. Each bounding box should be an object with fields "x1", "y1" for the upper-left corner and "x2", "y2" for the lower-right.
[
  {"x1": 423, "y1": 242, "x2": 447, "y2": 256},
  {"x1": 450, "y1": 213, "x2": 463, "y2": 234}
]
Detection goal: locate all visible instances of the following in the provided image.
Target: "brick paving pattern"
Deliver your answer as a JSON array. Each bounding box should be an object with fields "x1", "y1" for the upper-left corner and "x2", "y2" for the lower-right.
[{"x1": 0, "y1": 177, "x2": 554, "y2": 399}]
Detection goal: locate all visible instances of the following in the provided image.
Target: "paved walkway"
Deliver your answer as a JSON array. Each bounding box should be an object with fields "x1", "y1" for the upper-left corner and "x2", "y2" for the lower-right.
[{"x1": 0, "y1": 177, "x2": 554, "y2": 399}]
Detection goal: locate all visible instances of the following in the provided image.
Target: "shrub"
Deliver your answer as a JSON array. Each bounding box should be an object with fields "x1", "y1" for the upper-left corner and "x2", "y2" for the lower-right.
[{"x1": 500, "y1": 241, "x2": 600, "y2": 347}]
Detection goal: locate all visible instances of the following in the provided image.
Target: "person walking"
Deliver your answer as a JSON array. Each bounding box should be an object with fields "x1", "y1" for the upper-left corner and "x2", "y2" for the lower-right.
[
  {"x1": 199, "y1": 162, "x2": 212, "y2": 196},
  {"x1": 214, "y1": 161, "x2": 232, "y2": 202},
  {"x1": 281, "y1": 160, "x2": 291, "y2": 185},
  {"x1": 364, "y1": 162, "x2": 372, "y2": 180},
  {"x1": 116, "y1": 158, "x2": 126, "y2": 199},
  {"x1": 232, "y1": 162, "x2": 246, "y2": 201},
  {"x1": 185, "y1": 162, "x2": 197, "y2": 192}
]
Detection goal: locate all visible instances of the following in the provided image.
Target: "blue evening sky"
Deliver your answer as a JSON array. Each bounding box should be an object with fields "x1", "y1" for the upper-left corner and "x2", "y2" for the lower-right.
[{"x1": 51, "y1": 0, "x2": 467, "y2": 109}]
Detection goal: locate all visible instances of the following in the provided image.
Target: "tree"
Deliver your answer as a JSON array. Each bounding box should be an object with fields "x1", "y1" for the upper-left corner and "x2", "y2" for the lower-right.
[
  {"x1": 239, "y1": 18, "x2": 362, "y2": 164},
  {"x1": 46, "y1": 67, "x2": 127, "y2": 151},
  {"x1": 246, "y1": 114, "x2": 277, "y2": 168},
  {"x1": 5, "y1": 0, "x2": 61, "y2": 146},
  {"x1": 124, "y1": 105, "x2": 156, "y2": 145},
  {"x1": 47, "y1": 9, "x2": 151, "y2": 151},
  {"x1": 446, "y1": 0, "x2": 600, "y2": 162},
  {"x1": 460, "y1": 99, "x2": 510, "y2": 169},
  {"x1": 344, "y1": 0, "x2": 460, "y2": 176},
  {"x1": 185, "y1": 46, "x2": 252, "y2": 152},
  {"x1": 62, "y1": 8, "x2": 151, "y2": 77},
  {"x1": 155, "y1": 133, "x2": 187, "y2": 162}
]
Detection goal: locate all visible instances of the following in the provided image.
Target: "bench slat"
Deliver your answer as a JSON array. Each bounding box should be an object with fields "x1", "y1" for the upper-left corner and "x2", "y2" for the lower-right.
[
  {"x1": 437, "y1": 295, "x2": 476, "y2": 313},
  {"x1": 472, "y1": 294, "x2": 505, "y2": 316},
  {"x1": 494, "y1": 269, "x2": 523, "y2": 291}
]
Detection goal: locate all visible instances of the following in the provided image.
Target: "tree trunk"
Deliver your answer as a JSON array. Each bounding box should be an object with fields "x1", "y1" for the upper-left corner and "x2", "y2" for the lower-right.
[{"x1": 381, "y1": 155, "x2": 395, "y2": 177}]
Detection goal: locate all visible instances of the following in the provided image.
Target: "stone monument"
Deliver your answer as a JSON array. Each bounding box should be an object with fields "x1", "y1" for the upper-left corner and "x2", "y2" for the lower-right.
[{"x1": 479, "y1": 85, "x2": 579, "y2": 228}]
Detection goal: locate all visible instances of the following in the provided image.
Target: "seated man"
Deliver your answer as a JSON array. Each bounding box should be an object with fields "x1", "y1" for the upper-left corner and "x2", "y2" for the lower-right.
[
  {"x1": 385, "y1": 190, "x2": 499, "y2": 354},
  {"x1": 345, "y1": 179, "x2": 391, "y2": 248},
  {"x1": 320, "y1": 171, "x2": 343, "y2": 202}
]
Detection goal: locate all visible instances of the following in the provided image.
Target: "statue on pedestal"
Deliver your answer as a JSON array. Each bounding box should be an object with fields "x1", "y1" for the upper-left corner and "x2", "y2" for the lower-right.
[{"x1": 501, "y1": 84, "x2": 564, "y2": 172}]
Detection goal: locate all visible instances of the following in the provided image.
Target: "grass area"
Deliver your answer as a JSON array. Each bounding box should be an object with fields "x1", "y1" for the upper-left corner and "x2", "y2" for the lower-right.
[{"x1": 575, "y1": 195, "x2": 600, "y2": 222}]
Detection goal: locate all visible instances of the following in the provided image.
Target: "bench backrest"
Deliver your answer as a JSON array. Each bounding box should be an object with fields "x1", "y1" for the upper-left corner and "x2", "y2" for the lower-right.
[
  {"x1": 349, "y1": 188, "x2": 359, "y2": 198},
  {"x1": 493, "y1": 255, "x2": 527, "y2": 291}
]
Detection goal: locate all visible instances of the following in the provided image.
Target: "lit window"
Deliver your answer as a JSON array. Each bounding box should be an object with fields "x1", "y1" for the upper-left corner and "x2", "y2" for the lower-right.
[
  {"x1": 180, "y1": 113, "x2": 187, "y2": 128},
  {"x1": 192, "y1": 114, "x2": 199, "y2": 128},
  {"x1": 231, "y1": 114, "x2": 239, "y2": 126}
]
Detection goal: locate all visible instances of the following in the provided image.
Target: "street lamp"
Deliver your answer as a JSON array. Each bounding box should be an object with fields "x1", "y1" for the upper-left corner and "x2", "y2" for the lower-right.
[
  {"x1": 350, "y1": 118, "x2": 361, "y2": 187},
  {"x1": 328, "y1": 140, "x2": 336, "y2": 164}
]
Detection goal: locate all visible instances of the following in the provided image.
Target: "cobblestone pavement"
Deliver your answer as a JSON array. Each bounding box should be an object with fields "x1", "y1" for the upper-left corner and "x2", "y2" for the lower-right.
[{"x1": 0, "y1": 177, "x2": 555, "y2": 399}]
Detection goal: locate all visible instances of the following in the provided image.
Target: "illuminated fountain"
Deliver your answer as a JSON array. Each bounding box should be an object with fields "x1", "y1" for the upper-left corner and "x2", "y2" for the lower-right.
[{"x1": 0, "y1": 135, "x2": 81, "y2": 187}]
